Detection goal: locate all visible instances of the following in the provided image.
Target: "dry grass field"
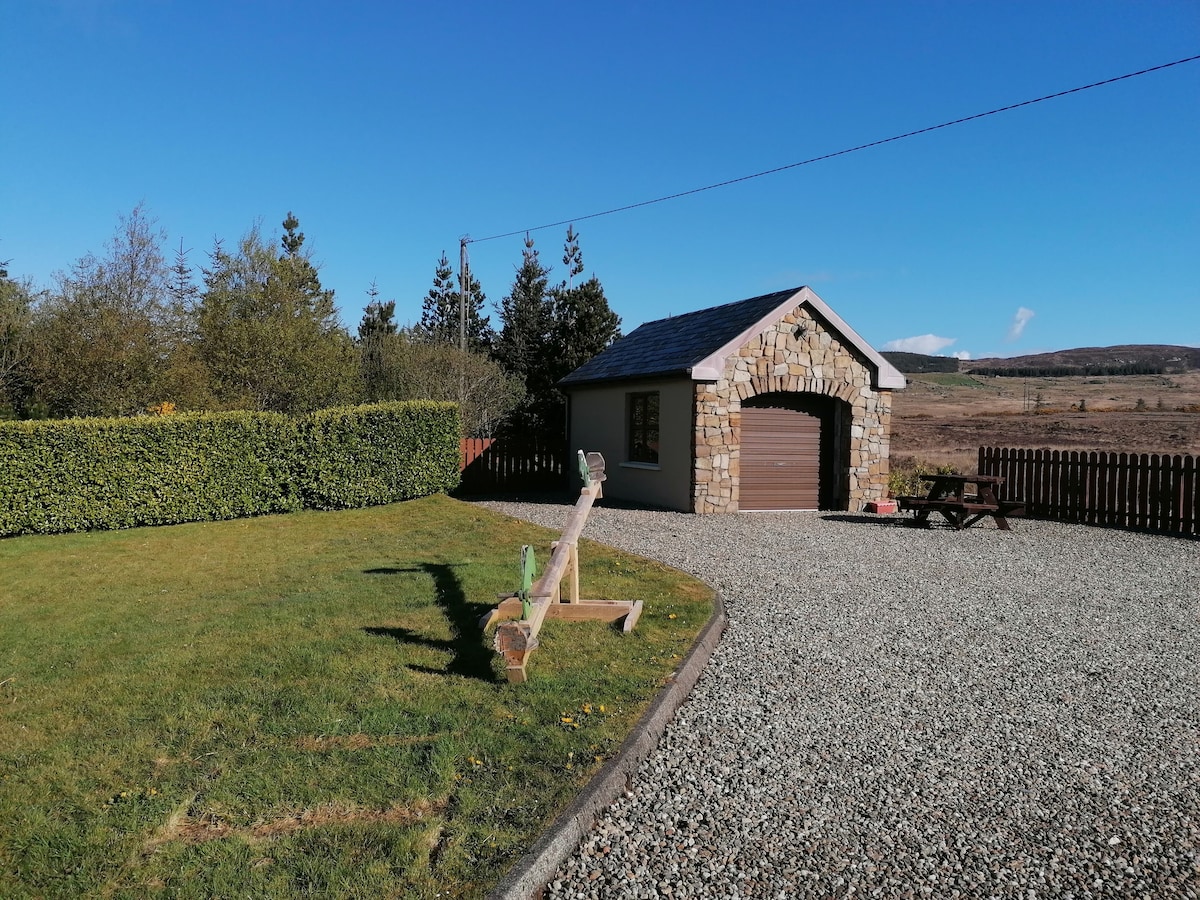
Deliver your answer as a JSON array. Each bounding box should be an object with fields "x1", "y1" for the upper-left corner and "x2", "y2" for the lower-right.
[{"x1": 890, "y1": 371, "x2": 1200, "y2": 473}]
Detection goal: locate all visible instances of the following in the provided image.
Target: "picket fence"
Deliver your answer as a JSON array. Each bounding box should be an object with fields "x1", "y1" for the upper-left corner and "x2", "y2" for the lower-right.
[
  {"x1": 978, "y1": 447, "x2": 1198, "y2": 537},
  {"x1": 458, "y1": 437, "x2": 568, "y2": 493}
]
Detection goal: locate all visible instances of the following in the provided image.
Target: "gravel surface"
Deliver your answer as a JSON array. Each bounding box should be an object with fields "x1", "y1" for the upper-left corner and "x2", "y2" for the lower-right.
[{"x1": 475, "y1": 501, "x2": 1200, "y2": 899}]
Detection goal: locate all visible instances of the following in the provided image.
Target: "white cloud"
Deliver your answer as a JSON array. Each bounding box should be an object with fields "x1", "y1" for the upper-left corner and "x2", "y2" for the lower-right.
[
  {"x1": 952, "y1": 350, "x2": 972, "y2": 360},
  {"x1": 881, "y1": 334, "x2": 957, "y2": 355},
  {"x1": 1006, "y1": 307, "x2": 1035, "y2": 341}
]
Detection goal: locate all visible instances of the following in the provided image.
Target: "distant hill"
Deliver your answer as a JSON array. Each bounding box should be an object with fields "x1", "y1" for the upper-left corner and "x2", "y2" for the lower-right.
[
  {"x1": 966, "y1": 345, "x2": 1200, "y2": 377},
  {"x1": 880, "y1": 352, "x2": 960, "y2": 374},
  {"x1": 884, "y1": 345, "x2": 1199, "y2": 376}
]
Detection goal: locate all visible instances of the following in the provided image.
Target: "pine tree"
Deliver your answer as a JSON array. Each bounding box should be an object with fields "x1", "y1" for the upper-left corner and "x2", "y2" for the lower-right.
[
  {"x1": 550, "y1": 276, "x2": 621, "y2": 381},
  {"x1": 562, "y1": 224, "x2": 584, "y2": 289},
  {"x1": 358, "y1": 281, "x2": 397, "y2": 340},
  {"x1": 167, "y1": 238, "x2": 199, "y2": 310},
  {"x1": 272, "y1": 211, "x2": 337, "y2": 327},
  {"x1": 281, "y1": 211, "x2": 305, "y2": 257},
  {"x1": 198, "y1": 214, "x2": 356, "y2": 412},
  {"x1": 494, "y1": 235, "x2": 554, "y2": 428},
  {"x1": 495, "y1": 228, "x2": 621, "y2": 435},
  {"x1": 417, "y1": 252, "x2": 457, "y2": 344},
  {"x1": 542, "y1": 236, "x2": 621, "y2": 435},
  {"x1": 417, "y1": 251, "x2": 494, "y2": 352},
  {"x1": 358, "y1": 280, "x2": 400, "y2": 401}
]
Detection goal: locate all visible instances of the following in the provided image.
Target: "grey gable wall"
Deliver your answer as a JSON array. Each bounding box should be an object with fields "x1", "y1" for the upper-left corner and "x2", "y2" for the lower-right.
[{"x1": 568, "y1": 377, "x2": 695, "y2": 511}]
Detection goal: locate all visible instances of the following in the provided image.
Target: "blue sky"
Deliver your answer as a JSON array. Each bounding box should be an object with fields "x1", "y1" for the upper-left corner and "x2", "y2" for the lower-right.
[{"x1": 3, "y1": 1, "x2": 1197, "y2": 360}]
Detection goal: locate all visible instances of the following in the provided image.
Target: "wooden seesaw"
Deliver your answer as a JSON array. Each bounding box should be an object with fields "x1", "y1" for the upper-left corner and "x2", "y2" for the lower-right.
[{"x1": 479, "y1": 450, "x2": 642, "y2": 683}]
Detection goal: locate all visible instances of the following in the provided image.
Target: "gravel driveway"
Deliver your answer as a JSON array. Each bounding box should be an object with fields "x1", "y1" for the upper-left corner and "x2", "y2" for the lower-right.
[{"x1": 476, "y1": 501, "x2": 1199, "y2": 899}]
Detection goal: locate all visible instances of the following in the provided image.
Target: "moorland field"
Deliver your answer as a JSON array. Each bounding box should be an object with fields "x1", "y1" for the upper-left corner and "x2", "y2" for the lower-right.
[{"x1": 890, "y1": 371, "x2": 1200, "y2": 473}]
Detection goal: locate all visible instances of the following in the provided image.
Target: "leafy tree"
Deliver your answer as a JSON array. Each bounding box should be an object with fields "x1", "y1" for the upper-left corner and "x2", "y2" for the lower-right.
[
  {"x1": 416, "y1": 251, "x2": 494, "y2": 353},
  {"x1": 365, "y1": 332, "x2": 521, "y2": 436},
  {"x1": 198, "y1": 214, "x2": 357, "y2": 413},
  {"x1": 23, "y1": 204, "x2": 181, "y2": 417},
  {"x1": 0, "y1": 265, "x2": 36, "y2": 415}
]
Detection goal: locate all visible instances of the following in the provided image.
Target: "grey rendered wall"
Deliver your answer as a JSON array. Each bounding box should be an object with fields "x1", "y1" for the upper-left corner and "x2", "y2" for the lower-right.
[{"x1": 567, "y1": 378, "x2": 695, "y2": 511}]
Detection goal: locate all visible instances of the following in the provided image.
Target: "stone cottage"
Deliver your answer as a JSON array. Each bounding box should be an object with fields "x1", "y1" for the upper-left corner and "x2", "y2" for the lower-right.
[{"x1": 559, "y1": 286, "x2": 905, "y2": 512}]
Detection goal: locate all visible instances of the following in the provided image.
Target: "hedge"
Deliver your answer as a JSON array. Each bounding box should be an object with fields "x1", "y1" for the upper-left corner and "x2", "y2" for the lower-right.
[
  {"x1": 299, "y1": 402, "x2": 462, "y2": 510},
  {"x1": 0, "y1": 402, "x2": 460, "y2": 536}
]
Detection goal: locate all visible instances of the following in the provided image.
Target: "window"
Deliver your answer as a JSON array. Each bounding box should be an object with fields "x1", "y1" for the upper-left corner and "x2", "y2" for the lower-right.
[{"x1": 627, "y1": 391, "x2": 660, "y2": 464}]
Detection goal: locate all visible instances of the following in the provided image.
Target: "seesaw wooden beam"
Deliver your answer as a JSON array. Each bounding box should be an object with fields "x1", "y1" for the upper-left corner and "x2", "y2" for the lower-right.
[{"x1": 488, "y1": 451, "x2": 640, "y2": 683}]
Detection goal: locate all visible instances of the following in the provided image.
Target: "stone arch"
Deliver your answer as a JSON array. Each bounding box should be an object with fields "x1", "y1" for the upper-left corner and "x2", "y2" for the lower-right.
[
  {"x1": 727, "y1": 375, "x2": 867, "y2": 512},
  {"x1": 739, "y1": 374, "x2": 858, "y2": 407},
  {"x1": 692, "y1": 307, "x2": 894, "y2": 514}
]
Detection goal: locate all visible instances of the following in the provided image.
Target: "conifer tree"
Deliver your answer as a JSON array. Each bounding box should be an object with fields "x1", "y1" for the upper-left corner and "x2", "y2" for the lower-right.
[
  {"x1": 197, "y1": 213, "x2": 356, "y2": 412},
  {"x1": 358, "y1": 281, "x2": 397, "y2": 340},
  {"x1": 495, "y1": 228, "x2": 621, "y2": 435},
  {"x1": 417, "y1": 251, "x2": 493, "y2": 352},
  {"x1": 358, "y1": 280, "x2": 400, "y2": 401},
  {"x1": 167, "y1": 238, "x2": 199, "y2": 310},
  {"x1": 562, "y1": 224, "x2": 583, "y2": 289},
  {"x1": 494, "y1": 235, "x2": 554, "y2": 427},
  {"x1": 550, "y1": 275, "x2": 621, "y2": 382}
]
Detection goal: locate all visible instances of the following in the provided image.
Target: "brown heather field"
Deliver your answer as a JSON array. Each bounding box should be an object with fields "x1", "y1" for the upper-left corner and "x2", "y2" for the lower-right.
[{"x1": 890, "y1": 371, "x2": 1200, "y2": 473}]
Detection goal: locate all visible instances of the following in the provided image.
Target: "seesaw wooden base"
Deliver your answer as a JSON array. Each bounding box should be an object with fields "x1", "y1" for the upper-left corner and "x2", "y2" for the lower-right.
[
  {"x1": 481, "y1": 598, "x2": 643, "y2": 684},
  {"x1": 478, "y1": 450, "x2": 644, "y2": 684},
  {"x1": 480, "y1": 597, "x2": 643, "y2": 629}
]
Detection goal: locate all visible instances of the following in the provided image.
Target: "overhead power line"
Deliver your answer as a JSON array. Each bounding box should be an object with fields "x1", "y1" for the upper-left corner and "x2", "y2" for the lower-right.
[{"x1": 467, "y1": 54, "x2": 1200, "y2": 245}]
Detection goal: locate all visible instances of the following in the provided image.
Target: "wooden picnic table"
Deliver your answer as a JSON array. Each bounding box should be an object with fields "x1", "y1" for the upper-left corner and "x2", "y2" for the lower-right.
[{"x1": 897, "y1": 473, "x2": 1024, "y2": 531}]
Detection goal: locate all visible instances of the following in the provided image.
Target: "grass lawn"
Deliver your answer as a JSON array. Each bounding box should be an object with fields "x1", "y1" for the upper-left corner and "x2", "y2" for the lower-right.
[{"x1": 0, "y1": 494, "x2": 712, "y2": 899}]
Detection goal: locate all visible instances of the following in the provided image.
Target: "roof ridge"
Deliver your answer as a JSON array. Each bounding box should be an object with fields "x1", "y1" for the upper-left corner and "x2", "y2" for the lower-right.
[
  {"x1": 636, "y1": 286, "x2": 804, "y2": 329},
  {"x1": 559, "y1": 285, "x2": 904, "y2": 391}
]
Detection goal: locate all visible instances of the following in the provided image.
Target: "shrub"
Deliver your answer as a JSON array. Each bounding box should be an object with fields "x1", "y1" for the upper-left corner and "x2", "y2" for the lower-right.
[
  {"x1": 887, "y1": 456, "x2": 961, "y2": 498},
  {"x1": 298, "y1": 402, "x2": 461, "y2": 509},
  {"x1": 0, "y1": 402, "x2": 461, "y2": 536},
  {"x1": 0, "y1": 411, "x2": 302, "y2": 535}
]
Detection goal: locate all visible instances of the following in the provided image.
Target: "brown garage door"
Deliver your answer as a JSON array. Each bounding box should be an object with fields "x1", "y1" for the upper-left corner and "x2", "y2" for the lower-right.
[{"x1": 740, "y1": 405, "x2": 821, "y2": 510}]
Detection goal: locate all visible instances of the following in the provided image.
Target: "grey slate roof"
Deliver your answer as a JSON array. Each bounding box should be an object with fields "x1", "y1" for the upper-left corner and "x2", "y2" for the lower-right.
[{"x1": 559, "y1": 287, "x2": 802, "y2": 387}]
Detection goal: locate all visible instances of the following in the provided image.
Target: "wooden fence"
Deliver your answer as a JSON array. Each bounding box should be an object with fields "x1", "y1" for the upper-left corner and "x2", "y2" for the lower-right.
[
  {"x1": 978, "y1": 447, "x2": 1198, "y2": 537},
  {"x1": 458, "y1": 436, "x2": 568, "y2": 494}
]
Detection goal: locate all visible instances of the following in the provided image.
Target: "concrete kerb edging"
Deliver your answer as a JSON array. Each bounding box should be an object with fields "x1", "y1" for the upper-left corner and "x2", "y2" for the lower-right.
[{"x1": 488, "y1": 591, "x2": 728, "y2": 900}]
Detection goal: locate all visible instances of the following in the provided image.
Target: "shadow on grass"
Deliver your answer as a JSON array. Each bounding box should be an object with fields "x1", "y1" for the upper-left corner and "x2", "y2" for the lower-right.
[{"x1": 363, "y1": 563, "x2": 498, "y2": 682}]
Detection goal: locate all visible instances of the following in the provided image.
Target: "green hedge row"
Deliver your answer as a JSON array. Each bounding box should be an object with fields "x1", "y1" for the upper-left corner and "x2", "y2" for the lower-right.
[
  {"x1": 300, "y1": 403, "x2": 461, "y2": 510},
  {"x1": 0, "y1": 402, "x2": 461, "y2": 536}
]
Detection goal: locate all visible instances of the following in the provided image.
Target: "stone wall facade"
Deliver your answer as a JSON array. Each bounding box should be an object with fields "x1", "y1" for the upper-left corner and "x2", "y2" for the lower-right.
[{"x1": 692, "y1": 302, "x2": 893, "y2": 513}]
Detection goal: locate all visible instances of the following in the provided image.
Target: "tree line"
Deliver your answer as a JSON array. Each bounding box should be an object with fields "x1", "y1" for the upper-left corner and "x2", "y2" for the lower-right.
[
  {"x1": 0, "y1": 206, "x2": 621, "y2": 437},
  {"x1": 967, "y1": 363, "x2": 1166, "y2": 378}
]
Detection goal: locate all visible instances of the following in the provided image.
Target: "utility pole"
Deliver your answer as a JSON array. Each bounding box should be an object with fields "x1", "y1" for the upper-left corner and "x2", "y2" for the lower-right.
[
  {"x1": 459, "y1": 236, "x2": 470, "y2": 414},
  {"x1": 459, "y1": 237, "x2": 470, "y2": 354}
]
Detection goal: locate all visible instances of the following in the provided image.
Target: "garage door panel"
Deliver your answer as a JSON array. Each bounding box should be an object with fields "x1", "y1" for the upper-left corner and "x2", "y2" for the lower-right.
[{"x1": 740, "y1": 405, "x2": 822, "y2": 510}]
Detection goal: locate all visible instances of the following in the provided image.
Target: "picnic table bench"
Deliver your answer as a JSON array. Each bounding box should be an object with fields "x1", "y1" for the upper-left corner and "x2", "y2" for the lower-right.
[{"x1": 897, "y1": 473, "x2": 1025, "y2": 531}]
